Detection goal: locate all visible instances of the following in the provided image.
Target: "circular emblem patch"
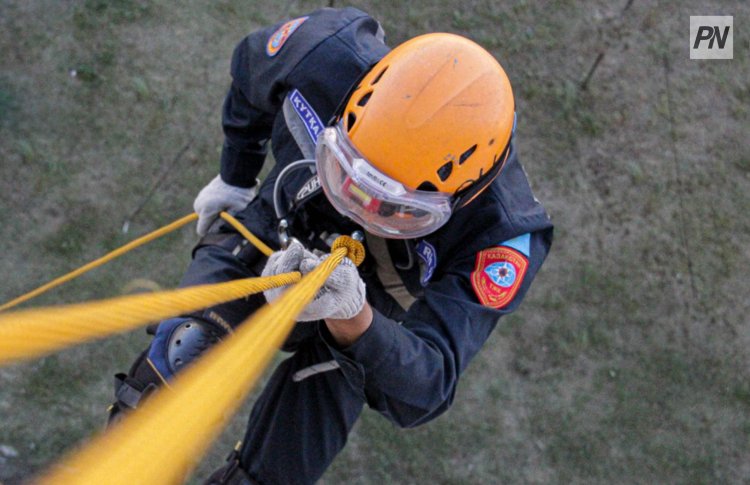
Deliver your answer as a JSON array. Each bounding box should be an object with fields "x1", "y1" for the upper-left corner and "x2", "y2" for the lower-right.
[
  {"x1": 484, "y1": 261, "x2": 516, "y2": 288},
  {"x1": 266, "y1": 17, "x2": 308, "y2": 57}
]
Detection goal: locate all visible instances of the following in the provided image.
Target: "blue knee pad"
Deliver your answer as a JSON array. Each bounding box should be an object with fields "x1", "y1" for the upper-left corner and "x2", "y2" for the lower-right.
[{"x1": 148, "y1": 316, "x2": 225, "y2": 381}]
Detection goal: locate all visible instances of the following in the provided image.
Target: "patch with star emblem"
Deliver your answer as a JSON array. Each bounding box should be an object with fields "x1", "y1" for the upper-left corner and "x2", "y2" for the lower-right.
[{"x1": 471, "y1": 245, "x2": 528, "y2": 309}]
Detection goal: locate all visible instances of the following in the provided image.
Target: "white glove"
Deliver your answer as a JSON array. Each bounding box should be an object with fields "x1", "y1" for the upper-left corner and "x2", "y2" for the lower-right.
[
  {"x1": 262, "y1": 241, "x2": 366, "y2": 322},
  {"x1": 262, "y1": 240, "x2": 313, "y2": 303},
  {"x1": 193, "y1": 174, "x2": 257, "y2": 236}
]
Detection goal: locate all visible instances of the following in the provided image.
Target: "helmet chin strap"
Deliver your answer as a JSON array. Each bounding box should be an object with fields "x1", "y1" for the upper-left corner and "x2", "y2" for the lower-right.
[
  {"x1": 328, "y1": 63, "x2": 378, "y2": 127},
  {"x1": 452, "y1": 141, "x2": 513, "y2": 210}
]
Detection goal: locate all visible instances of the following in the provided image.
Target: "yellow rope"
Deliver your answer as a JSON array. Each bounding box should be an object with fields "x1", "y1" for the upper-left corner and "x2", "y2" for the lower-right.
[
  {"x1": 0, "y1": 211, "x2": 275, "y2": 312},
  {"x1": 0, "y1": 214, "x2": 198, "y2": 312},
  {"x1": 0, "y1": 272, "x2": 300, "y2": 366},
  {"x1": 37, "y1": 236, "x2": 364, "y2": 485},
  {"x1": 219, "y1": 212, "x2": 274, "y2": 257}
]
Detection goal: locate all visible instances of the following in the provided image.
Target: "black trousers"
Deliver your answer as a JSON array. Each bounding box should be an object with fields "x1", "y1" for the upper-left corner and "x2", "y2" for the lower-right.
[{"x1": 166, "y1": 241, "x2": 366, "y2": 484}]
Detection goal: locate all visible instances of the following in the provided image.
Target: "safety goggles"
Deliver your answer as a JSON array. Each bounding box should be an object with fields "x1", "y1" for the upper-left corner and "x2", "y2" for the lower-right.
[{"x1": 315, "y1": 121, "x2": 453, "y2": 239}]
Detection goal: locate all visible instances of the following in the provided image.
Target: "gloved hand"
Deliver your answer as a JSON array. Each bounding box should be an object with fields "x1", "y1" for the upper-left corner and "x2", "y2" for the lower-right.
[
  {"x1": 262, "y1": 240, "x2": 366, "y2": 322},
  {"x1": 193, "y1": 175, "x2": 258, "y2": 236},
  {"x1": 262, "y1": 240, "x2": 312, "y2": 303}
]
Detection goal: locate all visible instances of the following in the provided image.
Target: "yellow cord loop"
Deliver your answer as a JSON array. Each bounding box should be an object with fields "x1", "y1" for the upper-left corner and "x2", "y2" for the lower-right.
[
  {"x1": 0, "y1": 272, "x2": 300, "y2": 366},
  {"x1": 37, "y1": 239, "x2": 364, "y2": 485},
  {"x1": 331, "y1": 235, "x2": 366, "y2": 266}
]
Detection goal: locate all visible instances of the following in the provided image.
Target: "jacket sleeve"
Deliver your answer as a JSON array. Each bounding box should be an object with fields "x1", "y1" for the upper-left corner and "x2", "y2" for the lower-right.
[
  {"x1": 218, "y1": 8, "x2": 383, "y2": 187},
  {"x1": 322, "y1": 229, "x2": 551, "y2": 428},
  {"x1": 219, "y1": 44, "x2": 274, "y2": 188},
  {"x1": 218, "y1": 18, "x2": 301, "y2": 188}
]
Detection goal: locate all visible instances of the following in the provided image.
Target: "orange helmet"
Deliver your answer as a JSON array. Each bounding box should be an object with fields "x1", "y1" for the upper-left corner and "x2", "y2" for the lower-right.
[
  {"x1": 342, "y1": 33, "x2": 515, "y2": 205},
  {"x1": 315, "y1": 33, "x2": 516, "y2": 238}
]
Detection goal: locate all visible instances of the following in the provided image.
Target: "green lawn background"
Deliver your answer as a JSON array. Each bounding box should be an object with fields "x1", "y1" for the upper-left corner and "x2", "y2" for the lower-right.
[{"x1": 1, "y1": 1, "x2": 748, "y2": 483}]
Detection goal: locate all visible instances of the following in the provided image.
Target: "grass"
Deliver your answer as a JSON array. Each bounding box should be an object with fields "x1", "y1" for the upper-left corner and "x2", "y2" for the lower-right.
[{"x1": 1, "y1": 0, "x2": 749, "y2": 484}]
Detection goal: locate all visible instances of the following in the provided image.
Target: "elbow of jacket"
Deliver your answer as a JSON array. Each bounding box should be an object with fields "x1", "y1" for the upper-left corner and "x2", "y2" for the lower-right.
[
  {"x1": 398, "y1": 353, "x2": 459, "y2": 428},
  {"x1": 391, "y1": 385, "x2": 457, "y2": 429}
]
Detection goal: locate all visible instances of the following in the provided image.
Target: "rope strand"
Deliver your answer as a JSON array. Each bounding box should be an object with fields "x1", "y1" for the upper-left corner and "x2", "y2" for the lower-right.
[
  {"x1": 37, "y1": 237, "x2": 364, "y2": 485},
  {"x1": 0, "y1": 212, "x2": 275, "y2": 312},
  {"x1": 0, "y1": 214, "x2": 200, "y2": 312},
  {"x1": 0, "y1": 272, "x2": 301, "y2": 366}
]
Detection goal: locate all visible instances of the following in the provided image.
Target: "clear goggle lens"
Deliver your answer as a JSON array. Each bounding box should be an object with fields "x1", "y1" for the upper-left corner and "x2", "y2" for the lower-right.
[{"x1": 315, "y1": 123, "x2": 452, "y2": 239}]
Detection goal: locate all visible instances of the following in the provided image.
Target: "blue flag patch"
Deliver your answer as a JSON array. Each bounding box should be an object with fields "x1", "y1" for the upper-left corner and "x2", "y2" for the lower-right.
[{"x1": 499, "y1": 233, "x2": 530, "y2": 257}]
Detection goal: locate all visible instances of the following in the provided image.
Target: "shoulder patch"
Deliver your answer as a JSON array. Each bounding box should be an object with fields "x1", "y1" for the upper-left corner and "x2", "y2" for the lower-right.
[
  {"x1": 288, "y1": 89, "x2": 324, "y2": 143},
  {"x1": 266, "y1": 16, "x2": 308, "y2": 57},
  {"x1": 416, "y1": 240, "x2": 437, "y2": 286},
  {"x1": 471, "y1": 246, "x2": 528, "y2": 309}
]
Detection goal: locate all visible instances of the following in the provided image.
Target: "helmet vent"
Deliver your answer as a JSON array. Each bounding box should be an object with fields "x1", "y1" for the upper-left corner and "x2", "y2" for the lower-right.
[
  {"x1": 346, "y1": 112, "x2": 357, "y2": 132},
  {"x1": 417, "y1": 181, "x2": 438, "y2": 192},
  {"x1": 459, "y1": 145, "x2": 477, "y2": 165},
  {"x1": 357, "y1": 91, "x2": 373, "y2": 107},
  {"x1": 437, "y1": 161, "x2": 453, "y2": 182},
  {"x1": 370, "y1": 66, "x2": 388, "y2": 85}
]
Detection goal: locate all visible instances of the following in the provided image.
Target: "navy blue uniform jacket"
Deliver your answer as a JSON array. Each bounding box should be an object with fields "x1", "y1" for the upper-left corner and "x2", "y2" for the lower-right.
[{"x1": 219, "y1": 8, "x2": 553, "y2": 427}]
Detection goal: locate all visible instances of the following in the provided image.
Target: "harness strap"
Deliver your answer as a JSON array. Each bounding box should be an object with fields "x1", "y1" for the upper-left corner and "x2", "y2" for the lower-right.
[{"x1": 114, "y1": 374, "x2": 157, "y2": 410}]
